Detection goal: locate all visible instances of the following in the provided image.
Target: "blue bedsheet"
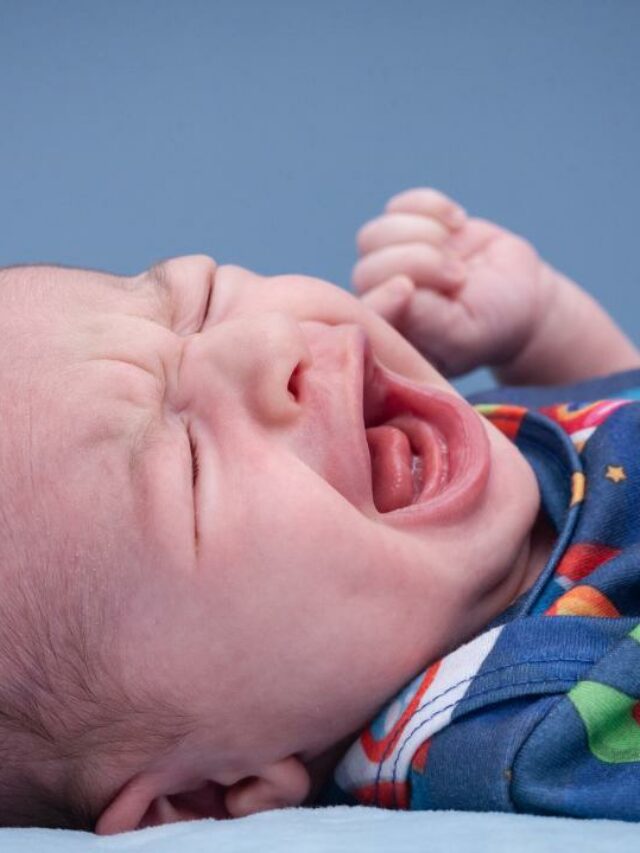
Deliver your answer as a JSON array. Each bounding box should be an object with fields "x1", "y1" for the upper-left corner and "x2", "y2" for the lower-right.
[{"x1": 0, "y1": 807, "x2": 636, "y2": 852}]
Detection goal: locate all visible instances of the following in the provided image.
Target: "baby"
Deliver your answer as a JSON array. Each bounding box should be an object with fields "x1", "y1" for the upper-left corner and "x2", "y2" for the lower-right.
[{"x1": 0, "y1": 188, "x2": 639, "y2": 833}]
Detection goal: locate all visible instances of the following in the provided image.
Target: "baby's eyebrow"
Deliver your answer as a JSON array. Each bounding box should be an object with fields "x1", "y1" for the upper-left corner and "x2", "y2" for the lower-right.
[
  {"x1": 131, "y1": 259, "x2": 179, "y2": 328},
  {"x1": 146, "y1": 260, "x2": 173, "y2": 304}
]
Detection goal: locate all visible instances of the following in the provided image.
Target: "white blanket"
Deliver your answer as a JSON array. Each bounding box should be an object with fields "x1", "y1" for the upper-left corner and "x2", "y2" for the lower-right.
[{"x1": 0, "y1": 806, "x2": 637, "y2": 852}]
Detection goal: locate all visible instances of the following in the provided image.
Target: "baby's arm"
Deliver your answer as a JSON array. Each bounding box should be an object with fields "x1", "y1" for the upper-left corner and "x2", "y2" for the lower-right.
[
  {"x1": 353, "y1": 188, "x2": 640, "y2": 386},
  {"x1": 492, "y1": 262, "x2": 640, "y2": 385}
]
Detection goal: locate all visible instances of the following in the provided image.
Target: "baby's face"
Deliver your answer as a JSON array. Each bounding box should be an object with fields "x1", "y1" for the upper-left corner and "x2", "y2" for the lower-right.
[{"x1": 3, "y1": 257, "x2": 540, "y2": 794}]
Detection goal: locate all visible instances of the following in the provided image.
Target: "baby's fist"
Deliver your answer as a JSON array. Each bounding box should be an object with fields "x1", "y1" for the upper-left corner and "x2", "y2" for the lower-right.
[{"x1": 354, "y1": 188, "x2": 551, "y2": 378}]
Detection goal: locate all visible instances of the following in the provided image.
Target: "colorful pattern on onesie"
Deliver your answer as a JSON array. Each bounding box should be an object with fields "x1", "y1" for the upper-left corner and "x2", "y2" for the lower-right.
[{"x1": 316, "y1": 368, "x2": 640, "y2": 821}]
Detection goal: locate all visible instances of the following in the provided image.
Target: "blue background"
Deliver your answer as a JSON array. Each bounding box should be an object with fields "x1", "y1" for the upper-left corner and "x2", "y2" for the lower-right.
[{"x1": 0, "y1": 0, "x2": 638, "y2": 394}]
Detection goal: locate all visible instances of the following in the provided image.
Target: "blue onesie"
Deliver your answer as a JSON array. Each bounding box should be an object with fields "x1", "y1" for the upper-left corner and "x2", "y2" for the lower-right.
[{"x1": 317, "y1": 367, "x2": 640, "y2": 821}]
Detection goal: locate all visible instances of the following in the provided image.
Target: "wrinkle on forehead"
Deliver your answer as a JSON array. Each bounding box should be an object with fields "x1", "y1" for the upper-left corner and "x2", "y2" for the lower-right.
[
  {"x1": 0, "y1": 262, "x2": 173, "y2": 327},
  {"x1": 0, "y1": 261, "x2": 180, "y2": 524},
  {"x1": 1, "y1": 260, "x2": 177, "y2": 402}
]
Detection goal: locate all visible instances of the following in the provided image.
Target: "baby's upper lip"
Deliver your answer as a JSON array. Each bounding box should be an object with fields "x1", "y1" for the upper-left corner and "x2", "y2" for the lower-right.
[
  {"x1": 354, "y1": 331, "x2": 376, "y2": 505},
  {"x1": 334, "y1": 325, "x2": 376, "y2": 510},
  {"x1": 302, "y1": 323, "x2": 375, "y2": 511}
]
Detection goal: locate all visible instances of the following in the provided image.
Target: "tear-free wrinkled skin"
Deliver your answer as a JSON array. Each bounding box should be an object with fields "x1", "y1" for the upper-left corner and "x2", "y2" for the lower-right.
[{"x1": 0, "y1": 258, "x2": 552, "y2": 831}]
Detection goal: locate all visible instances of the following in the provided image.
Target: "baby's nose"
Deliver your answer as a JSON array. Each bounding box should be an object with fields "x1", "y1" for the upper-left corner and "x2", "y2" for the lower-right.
[
  {"x1": 239, "y1": 312, "x2": 313, "y2": 424},
  {"x1": 194, "y1": 310, "x2": 313, "y2": 426}
]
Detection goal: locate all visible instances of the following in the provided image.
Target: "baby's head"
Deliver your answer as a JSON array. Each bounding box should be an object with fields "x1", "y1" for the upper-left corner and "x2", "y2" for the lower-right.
[{"x1": 0, "y1": 257, "x2": 541, "y2": 832}]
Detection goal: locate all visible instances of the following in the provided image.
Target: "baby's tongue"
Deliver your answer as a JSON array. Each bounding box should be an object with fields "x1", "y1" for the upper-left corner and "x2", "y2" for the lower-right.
[{"x1": 365, "y1": 424, "x2": 415, "y2": 512}]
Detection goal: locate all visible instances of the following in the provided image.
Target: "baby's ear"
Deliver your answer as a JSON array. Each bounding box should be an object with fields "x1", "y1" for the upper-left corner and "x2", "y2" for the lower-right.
[
  {"x1": 223, "y1": 755, "x2": 311, "y2": 819},
  {"x1": 95, "y1": 756, "x2": 311, "y2": 834},
  {"x1": 95, "y1": 773, "x2": 230, "y2": 834}
]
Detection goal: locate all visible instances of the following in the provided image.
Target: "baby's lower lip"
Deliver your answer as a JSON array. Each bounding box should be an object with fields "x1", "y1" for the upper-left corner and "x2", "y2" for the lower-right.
[{"x1": 365, "y1": 362, "x2": 491, "y2": 525}]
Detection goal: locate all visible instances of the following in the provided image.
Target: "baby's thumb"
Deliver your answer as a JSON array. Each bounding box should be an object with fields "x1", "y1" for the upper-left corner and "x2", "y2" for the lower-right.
[{"x1": 359, "y1": 275, "x2": 415, "y2": 326}]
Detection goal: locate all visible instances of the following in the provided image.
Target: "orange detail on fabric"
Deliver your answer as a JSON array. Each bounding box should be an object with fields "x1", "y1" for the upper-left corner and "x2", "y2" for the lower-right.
[
  {"x1": 540, "y1": 400, "x2": 629, "y2": 430},
  {"x1": 546, "y1": 585, "x2": 620, "y2": 618},
  {"x1": 476, "y1": 404, "x2": 526, "y2": 441},
  {"x1": 570, "y1": 472, "x2": 586, "y2": 505}
]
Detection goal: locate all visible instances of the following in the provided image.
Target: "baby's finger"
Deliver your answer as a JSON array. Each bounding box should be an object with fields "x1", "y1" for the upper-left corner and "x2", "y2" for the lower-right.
[
  {"x1": 352, "y1": 243, "x2": 466, "y2": 296},
  {"x1": 386, "y1": 188, "x2": 466, "y2": 231},
  {"x1": 400, "y1": 286, "x2": 473, "y2": 377},
  {"x1": 356, "y1": 213, "x2": 449, "y2": 256},
  {"x1": 359, "y1": 275, "x2": 415, "y2": 326}
]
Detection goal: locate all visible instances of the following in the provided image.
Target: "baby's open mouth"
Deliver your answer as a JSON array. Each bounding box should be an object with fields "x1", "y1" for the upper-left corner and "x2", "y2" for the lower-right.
[
  {"x1": 365, "y1": 416, "x2": 449, "y2": 512},
  {"x1": 359, "y1": 349, "x2": 491, "y2": 523}
]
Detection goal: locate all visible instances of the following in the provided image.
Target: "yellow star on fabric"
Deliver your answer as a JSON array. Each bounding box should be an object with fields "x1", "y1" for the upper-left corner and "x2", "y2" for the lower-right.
[{"x1": 605, "y1": 465, "x2": 627, "y2": 484}]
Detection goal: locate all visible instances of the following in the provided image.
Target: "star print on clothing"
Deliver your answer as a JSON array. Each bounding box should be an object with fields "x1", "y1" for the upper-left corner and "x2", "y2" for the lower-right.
[{"x1": 605, "y1": 465, "x2": 627, "y2": 483}]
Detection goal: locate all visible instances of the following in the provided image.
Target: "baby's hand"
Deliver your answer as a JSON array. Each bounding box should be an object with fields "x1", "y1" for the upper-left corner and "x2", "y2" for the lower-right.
[{"x1": 353, "y1": 188, "x2": 554, "y2": 378}]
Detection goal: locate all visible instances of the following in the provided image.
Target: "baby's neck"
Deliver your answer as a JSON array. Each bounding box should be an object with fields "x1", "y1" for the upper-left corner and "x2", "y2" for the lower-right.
[{"x1": 510, "y1": 504, "x2": 557, "y2": 604}]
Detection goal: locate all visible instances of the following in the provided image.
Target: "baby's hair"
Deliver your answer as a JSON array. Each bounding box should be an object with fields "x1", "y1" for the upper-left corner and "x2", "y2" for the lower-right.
[{"x1": 0, "y1": 501, "x2": 196, "y2": 830}]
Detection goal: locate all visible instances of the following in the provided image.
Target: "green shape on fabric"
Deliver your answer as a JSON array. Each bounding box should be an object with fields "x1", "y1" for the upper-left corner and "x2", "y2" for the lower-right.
[
  {"x1": 569, "y1": 680, "x2": 640, "y2": 764},
  {"x1": 629, "y1": 623, "x2": 640, "y2": 644}
]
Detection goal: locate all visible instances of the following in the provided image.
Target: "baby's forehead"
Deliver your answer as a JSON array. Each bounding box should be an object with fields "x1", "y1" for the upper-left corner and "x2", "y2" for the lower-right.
[
  {"x1": 0, "y1": 262, "x2": 177, "y2": 531},
  {"x1": 1, "y1": 263, "x2": 178, "y2": 390},
  {"x1": 0, "y1": 262, "x2": 166, "y2": 318}
]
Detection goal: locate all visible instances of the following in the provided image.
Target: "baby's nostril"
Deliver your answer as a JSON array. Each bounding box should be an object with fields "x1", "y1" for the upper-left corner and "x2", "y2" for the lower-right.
[{"x1": 287, "y1": 363, "x2": 303, "y2": 401}]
